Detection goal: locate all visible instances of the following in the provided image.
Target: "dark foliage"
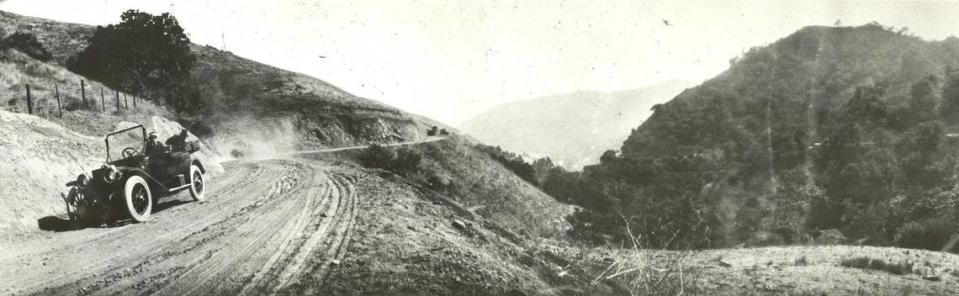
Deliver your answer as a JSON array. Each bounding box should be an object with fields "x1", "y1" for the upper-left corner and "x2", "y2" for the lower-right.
[
  {"x1": 359, "y1": 144, "x2": 422, "y2": 175},
  {"x1": 0, "y1": 32, "x2": 53, "y2": 61},
  {"x1": 543, "y1": 153, "x2": 721, "y2": 249},
  {"x1": 475, "y1": 144, "x2": 538, "y2": 185},
  {"x1": 68, "y1": 10, "x2": 200, "y2": 113},
  {"x1": 541, "y1": 24, "x2": 959, "y2": 251}
]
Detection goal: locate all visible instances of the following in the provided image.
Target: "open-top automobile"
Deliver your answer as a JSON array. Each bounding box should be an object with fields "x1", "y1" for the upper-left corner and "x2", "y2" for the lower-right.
[{"x1": 63, "y1": 124, "x2": 207, "y2": 223}]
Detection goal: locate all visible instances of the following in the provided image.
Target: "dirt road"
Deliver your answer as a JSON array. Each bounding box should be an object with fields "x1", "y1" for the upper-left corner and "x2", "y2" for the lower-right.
[{"x1": 0, "y1": 137, "x2": 444, "y2": 296}]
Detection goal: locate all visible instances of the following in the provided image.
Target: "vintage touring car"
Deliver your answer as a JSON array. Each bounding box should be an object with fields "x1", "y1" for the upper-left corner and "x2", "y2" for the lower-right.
[{"x1": 63, "y1": 124, "x2": 207, "y2": 223}]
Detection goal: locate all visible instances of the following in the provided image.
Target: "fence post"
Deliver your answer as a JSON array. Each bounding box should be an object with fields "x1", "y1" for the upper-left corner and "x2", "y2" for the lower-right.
[
  {"x1": 55, "y1": 83, "x2": 61, "y2": 117},
  {"x1": 115, "y1": 89, "x2": 120, "y2": 112},
  {"x1": 80, "y1": 80, "x2": 85, "y2": 106},
  {"x1": 25, "y1": 84, "x2": 33, "y2": 114},
  {"x1": 100, "y1": 88, "x2": 105, "y2": 112}
]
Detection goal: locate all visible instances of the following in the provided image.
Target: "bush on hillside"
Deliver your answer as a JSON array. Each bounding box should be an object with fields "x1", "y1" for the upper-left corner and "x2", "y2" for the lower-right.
[
  {"x1": 543, "y1": 152, "x2": 721, "y2": 249},
  {"x1": 894, "y1": 218, "x2": 955, "y2": 251},
  {"x1": 358, "y1": 144, "x2": 422, "y2": 175},
  {"x1": 0, "y1": 32, "x2": 53, "y2": 62},
  {"x1": 475, "y1": 144, "x2": 538, "y2": 185},
  {"x1": 69, "y1": 10, "x2": 201, "y2": 114},
  {"x1": 359, "y1": 144, "x2": 396, "y2": 170}
]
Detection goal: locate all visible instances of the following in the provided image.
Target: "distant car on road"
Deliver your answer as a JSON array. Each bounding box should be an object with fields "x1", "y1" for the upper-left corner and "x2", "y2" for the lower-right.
[{"x1": 63, "y1": 124, "x2": 207, "y2": 223}]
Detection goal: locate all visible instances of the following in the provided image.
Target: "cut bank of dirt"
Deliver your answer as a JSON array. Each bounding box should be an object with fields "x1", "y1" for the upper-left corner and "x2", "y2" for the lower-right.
[{"x1": 0, "y1": 109, "x2": 219, "y2": 239}]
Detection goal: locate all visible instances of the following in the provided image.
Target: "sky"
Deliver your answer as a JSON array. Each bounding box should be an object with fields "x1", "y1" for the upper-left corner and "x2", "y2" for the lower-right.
[{"x1": 2, "y1": 0, "x2": 959, "y2": 124}]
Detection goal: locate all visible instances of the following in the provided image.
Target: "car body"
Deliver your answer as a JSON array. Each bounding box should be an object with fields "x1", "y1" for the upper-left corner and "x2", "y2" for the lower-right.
[{"x1": 63, "y1": 124, "x2": 207, "y2": 223}]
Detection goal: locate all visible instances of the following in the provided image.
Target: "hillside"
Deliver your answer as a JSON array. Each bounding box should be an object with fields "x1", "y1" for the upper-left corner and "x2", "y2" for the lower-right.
[
  {"x1": 0, "y1": 10, "x2": 596, "y2": 296},
  {"x1": 460, "y1": 81, "x2": 690, "y2": 168},
  {"x1": 0, "y1": 10, "x2": 440, "y2": 154},
  {"x1": 6, "y1": 10, "x2": 959, "y2": 296},
  {"x1": 558, "y1": 23, "x2": 959, "y2": 250}
]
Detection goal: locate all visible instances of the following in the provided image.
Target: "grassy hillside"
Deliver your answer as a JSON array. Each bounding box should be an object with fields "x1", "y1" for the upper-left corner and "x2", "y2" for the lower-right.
[
  {"x1": 0, "y1": 10, "x2": 437, "y2": 152},
  {"x1": 460, "y1": 81, "x2": 690, "y2": 169}
]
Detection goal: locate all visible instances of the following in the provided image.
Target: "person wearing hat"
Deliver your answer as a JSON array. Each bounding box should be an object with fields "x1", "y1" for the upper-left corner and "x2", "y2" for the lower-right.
[
  {"x1": 165, "y1": 129, "x2": 189, "y2": 152},
  {"x1": 145, "y1": 132, "x2": 166, "y2": 155}
]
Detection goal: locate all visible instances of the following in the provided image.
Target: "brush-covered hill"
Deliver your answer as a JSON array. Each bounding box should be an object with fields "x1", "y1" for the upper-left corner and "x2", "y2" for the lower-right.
[
  {"x1": 560, "y1": 23, "x2": 959, "y2": 250},
  {"x1": 460, "y1": 81, "x2": 690, "y2": 169}
]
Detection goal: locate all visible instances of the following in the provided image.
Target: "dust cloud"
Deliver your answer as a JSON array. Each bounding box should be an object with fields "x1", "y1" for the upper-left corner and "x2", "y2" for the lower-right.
[{"x1": 204, "y1": 116, "x2": 299, "y2": 162}]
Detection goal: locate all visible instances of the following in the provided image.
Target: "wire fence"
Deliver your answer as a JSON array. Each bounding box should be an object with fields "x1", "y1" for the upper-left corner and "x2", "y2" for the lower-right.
[{"x1": 14, "y1": 80, "x2": 142, "y2": 118}]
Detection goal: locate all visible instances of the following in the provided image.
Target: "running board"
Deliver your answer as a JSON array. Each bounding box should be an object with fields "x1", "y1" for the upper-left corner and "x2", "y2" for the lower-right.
[{"x1": 168, "y1": 184, "x2": 191, "y2": 191}]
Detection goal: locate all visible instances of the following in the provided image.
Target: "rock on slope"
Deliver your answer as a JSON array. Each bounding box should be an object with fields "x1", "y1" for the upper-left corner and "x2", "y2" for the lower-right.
[{"x1": 460, "y1": 80, "x2": 691, "y2": 168}]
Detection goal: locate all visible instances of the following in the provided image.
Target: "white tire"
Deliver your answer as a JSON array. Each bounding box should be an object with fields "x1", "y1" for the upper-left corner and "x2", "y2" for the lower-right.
[
  {"x1": 124, "y1": 175, "x2": 152, "y2": 222},
  {"x1": 64, "y1": 188, "x2": 80, "y2": 222},
  {"x1": 189, "y1": 165, "x2": 206, "y2": 201}
]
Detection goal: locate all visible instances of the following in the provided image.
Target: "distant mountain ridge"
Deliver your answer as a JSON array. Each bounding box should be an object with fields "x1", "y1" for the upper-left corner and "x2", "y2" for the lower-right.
[{"x1": 459, "y1": 80, "x2": 691, "y2": 168}]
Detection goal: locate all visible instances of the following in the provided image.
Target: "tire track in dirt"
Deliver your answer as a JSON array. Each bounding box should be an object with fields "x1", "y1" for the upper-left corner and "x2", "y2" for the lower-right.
[
  {"x1": 1, "y1": 138, "x2": 441, "y2": 296},
  {"x1": 270, "y1": 173, "x2": 359, "y2": 295},
  {"x1": 28, "y1": 161, "x2": 281, "y2": 296},
  {"x1": 9, "y1": 162, "x2": 270, "y2": 296}
]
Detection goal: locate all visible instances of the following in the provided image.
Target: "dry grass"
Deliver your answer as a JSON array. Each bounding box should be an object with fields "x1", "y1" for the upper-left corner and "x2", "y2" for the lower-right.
[
  {"x1": 584, "y1": 219, "x2": 702, "y2": 296},
  {"x1": 0, "y1": 48, "x2": 170, "y2": 136}
]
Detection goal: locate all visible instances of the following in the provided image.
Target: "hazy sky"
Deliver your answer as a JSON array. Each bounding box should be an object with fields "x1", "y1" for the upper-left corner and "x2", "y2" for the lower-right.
[{"x1": 2, "y1": 0, "x2": 959, "y2": 124}]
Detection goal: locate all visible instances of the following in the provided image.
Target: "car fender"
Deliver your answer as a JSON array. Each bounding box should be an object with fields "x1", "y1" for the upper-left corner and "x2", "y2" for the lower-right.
[{"x1": 191, "y1": 159, "x2": 206, "y2": 174}]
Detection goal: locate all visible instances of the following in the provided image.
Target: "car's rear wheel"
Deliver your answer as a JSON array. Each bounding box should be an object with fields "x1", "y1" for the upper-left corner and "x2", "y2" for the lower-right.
[
  {"x1": 189, "y1": 165, "x2": 205, "y2": 201},
  {"x1": 124, "y1": 175, "x2": 152, "y2": 222},
  {"x1": 64, "y1": 187, "x2": 80, "y2": 222}
]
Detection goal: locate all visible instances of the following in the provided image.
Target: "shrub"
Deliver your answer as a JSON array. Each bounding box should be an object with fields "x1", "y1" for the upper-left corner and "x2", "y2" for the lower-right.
[
  {"x1": 475, "y1": 144, "x2": 538, "y2": 185},
  {"x1": 840, "y1": 256, "x2": 913, "y2": 275},
  {"x1": 359, "y1": 144, "x2": 396, "y2": 170},
  {"x1": 69, "y1": 10, "x2": 197, "y2": 113},
  {"x1": 894, "y1": 219, "x2": 953, "y2": 250},
  {"x1": 393, "y1": 147, "x2": 422, "y2": 173},
  {"x1": 358, "y1": 144, "x2": 422, "y2": 175},
  {"x1": 0, "y1": 32, "x2": 53, "y2": 62}
]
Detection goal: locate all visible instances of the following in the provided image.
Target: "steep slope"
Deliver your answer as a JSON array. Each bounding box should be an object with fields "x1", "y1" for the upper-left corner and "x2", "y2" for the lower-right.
[
  {"x1": 592, "y1": 24, "x2": 959, "y2": 247},
  {"x1": 0, "y1": 43, "x2": 223, "y2": 237},
  {"x1": 0, "y1": 10, "x2": 436, "y2": 153},
  {"x1": 623, "y1": 24, "x2": 959, "y2": 158},
  {"x1": 460, "y1": 81, "x2": 690, "y2": 168}
]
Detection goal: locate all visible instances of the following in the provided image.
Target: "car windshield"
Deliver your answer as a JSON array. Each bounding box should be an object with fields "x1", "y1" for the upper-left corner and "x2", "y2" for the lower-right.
[{"x1": 106, "y1": 126, "x2": 145, "y2": 162}]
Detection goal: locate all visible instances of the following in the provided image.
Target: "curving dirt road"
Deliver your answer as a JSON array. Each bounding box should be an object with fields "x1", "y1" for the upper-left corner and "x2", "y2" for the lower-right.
[{"x1": 0, "y1": 137, "x2": 444, "y2": 296}]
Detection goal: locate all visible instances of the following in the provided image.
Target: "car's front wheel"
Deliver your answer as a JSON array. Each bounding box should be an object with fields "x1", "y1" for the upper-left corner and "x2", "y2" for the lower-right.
[
  {"x1": 189, "y1": 165, "x2": 205, "y2": 202},
  {"x1": 123, "y1": 175, "x2": 153, "y2": 222}
]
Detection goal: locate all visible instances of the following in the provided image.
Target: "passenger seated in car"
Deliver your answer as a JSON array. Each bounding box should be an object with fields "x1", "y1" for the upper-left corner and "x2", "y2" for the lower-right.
[
  {"x1": 166, "y1": 129, "x2": 189, "y2": 152},
  {"x1": 145, "y1": 132, "x2": 166, "y2": 155}
]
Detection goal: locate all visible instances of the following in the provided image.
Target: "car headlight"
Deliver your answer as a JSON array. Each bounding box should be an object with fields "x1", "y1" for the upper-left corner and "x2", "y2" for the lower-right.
[
  {"x1": 102, "y1": 165, "x2": 120, "y2": 183},
  {"x1": 76, "y1": 173, "x2": 89, "y2": 187}
]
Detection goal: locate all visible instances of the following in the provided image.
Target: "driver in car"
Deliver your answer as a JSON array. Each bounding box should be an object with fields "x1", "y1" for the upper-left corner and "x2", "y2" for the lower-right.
[{"x1": 145, "y1": 132, "x2": 166, "y2": 156}]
